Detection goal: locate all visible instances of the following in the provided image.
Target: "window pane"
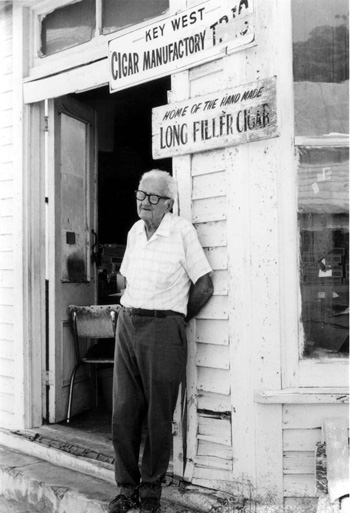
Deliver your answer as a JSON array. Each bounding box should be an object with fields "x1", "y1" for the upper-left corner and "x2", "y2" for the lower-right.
[
  {"x1": 40, "y1": 0, "x2": 95, "y2": 57},
  {"x1": 292, "y1": 0, "x2": 349, "y2": 136},
  {"x1": 293, "y1": 0, "x2": 349, "y2": 359},
  {"x1": 102, "y1": 0, "x2": 169, "y2": 35},
  {"x1": 298, "y1": 147, "x2": 349, "y2": 358}
]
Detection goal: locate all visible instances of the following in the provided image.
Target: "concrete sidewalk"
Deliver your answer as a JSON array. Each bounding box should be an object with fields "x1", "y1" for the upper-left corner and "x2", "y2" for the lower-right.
[{"x1": 0, "y1": 444, "x2": 221, "y2": 513}]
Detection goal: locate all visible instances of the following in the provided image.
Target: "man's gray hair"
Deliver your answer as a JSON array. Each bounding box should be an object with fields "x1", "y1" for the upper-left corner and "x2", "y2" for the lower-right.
[{"x1": 140, "y1": 170, "x2": 178, "y2": 201}]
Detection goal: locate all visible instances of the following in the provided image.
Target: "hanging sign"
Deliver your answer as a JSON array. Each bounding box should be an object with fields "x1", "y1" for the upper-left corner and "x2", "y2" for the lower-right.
[
  {"x1": 152, "y1": 76, "x2": 279, "y2": 158},
  {"x1": 108, "y1": 0, "x2": 256, "y2": 93}
]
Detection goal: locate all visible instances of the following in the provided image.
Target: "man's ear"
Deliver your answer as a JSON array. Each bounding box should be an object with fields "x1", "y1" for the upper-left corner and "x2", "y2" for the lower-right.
[{"x1": 166, "y1": 199, "x2": 173, "y2": 211}]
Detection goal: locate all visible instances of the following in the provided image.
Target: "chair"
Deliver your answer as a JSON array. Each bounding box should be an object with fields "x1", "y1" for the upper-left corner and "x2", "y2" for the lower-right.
[{"x1": 67, "y1": 304, "x2": 121, "y2": 423}]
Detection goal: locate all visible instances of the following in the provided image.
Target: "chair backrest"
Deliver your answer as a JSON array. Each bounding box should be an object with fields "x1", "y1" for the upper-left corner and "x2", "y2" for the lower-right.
[{"x1": 68, "y1": 304, "x2": 121, "y2": 340}]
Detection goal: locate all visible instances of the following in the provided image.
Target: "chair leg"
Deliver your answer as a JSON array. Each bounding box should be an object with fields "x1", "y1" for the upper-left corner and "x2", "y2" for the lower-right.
[{"x1": 67, "y1": 361, "x2": 83, "y2": 423}]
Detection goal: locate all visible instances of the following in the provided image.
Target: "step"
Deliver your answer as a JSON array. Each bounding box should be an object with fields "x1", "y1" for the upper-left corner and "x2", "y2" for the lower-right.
[
  {"x1": 0, "y1": 495, "x2": 47, "y2": 513},
  {"x1": 0, "y1": 444, "x2": 222, "y2": 513},
  {"x1": 0, "y1": 445, "x2": 114, "y2": 513},
  {"x1": 0, "y1": 428, "x2": 221, "y2": 512}
]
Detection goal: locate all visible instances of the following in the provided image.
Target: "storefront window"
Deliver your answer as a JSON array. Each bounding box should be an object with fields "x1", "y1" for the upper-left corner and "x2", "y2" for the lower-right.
[
  {"x1": 40, "y1": 0, "x2": 95, "y2": 56},
  {"x1": 102, "y1": 0, "x2": 169, "y2": 35},
  {"x1": 293, "y1": 0, "x2": 349, "y2": 358}
]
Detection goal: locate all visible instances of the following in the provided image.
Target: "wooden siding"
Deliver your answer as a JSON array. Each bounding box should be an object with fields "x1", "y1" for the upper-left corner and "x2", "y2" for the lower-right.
[
  {"x1": 0, "y1": 3, "x2": 15, "y2": 426},
  {"x1": 282, "y1": 403, "x2": 349, "y2": 502},
  {"x1": 187, "y1": 60, "x2": 233, "y2": 491}
]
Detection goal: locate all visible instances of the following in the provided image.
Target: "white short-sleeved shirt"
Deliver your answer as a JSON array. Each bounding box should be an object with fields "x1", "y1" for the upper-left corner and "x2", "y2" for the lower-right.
[{"x1": 120, "y1": 213, "x2": 212, "y2": 315}]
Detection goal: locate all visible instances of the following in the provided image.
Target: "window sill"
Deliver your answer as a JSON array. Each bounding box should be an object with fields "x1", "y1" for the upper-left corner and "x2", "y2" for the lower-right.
[{"x1": 255, "y1": 388, "x2": 349, "y2": 404}]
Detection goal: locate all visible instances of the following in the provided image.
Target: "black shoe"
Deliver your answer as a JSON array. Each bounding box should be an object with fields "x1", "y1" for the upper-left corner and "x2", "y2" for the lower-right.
[
  {"x1": 108, "y1": 494, "x2": 139, "y2": 513},
  {"x1": 140, "y1": 496, "x2": 161, "y2": 512}
]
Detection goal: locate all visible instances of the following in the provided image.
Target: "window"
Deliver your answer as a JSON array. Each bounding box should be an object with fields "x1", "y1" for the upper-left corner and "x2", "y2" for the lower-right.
[
  {"x1": 102, "y1": 0, "x2": 169, "y2": 35},
  {"x1": 39, "y1": 0, "x2": 169, "y2": 57},
  {"x1": 292, "y1": 0, "x2": 349, "y2": 359},
  {"x1": 40, "y1": 0, "x2": 95, "y2": 56}
]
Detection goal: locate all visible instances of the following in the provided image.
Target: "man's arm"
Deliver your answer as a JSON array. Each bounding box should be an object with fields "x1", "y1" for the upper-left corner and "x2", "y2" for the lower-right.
[{"x1": 186, "y1": 273, "x2": 214, "y2": 322}]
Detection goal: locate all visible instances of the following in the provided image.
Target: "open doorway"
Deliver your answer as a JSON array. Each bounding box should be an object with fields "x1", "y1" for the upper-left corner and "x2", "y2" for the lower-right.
[{"x1": 56, "y1": 77, "x2": 172, "y2": 435}]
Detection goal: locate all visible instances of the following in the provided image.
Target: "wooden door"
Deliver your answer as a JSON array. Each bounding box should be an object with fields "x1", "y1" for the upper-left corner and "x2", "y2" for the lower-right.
[{"x1": 47, "y1": 96, "x2": 97, "y2": 423}]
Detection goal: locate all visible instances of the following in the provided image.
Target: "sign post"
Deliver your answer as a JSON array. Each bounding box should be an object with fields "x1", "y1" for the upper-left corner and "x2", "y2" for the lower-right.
[
  {"x1": 152, "y1": 77, "x2": 279, "y2": 158},
  {"x1": 108, "y1": 0, "x2": 256, "y2": 93}
]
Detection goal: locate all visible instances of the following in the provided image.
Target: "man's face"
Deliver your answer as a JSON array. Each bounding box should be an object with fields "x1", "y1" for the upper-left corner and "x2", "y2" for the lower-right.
[{"x1": 137, "y1": 177, "x2": 170, "y2": 227}]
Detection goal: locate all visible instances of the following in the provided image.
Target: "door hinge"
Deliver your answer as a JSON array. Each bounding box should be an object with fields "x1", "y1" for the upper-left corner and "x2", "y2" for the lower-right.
[
  {"x1": 44, "y1": 115, "x2": 49, "y2": 132},
  {"x1": 43, "y1": 370, "x2": 54, "y2": 386}
]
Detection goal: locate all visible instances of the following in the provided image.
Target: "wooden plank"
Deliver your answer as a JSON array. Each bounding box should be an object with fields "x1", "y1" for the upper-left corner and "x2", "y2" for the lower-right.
[
  {"x1": 284, "y1": 498, "x2": 319, "y2": 511},
  {"x1": 0, "y1": 74, "x2": 12, "y2": 94},
  {"x1": 323, "y1": 417, "x2": 350, "y2": 502},
  {"x1": 0, "y1": 286, "x2": 14, "y2": 305},
  {"x1": 192, "y1": 172, "x2": 226, "y2": 200},
  {"x1": 198, "y1": 414, "x2": 231, "y2": 440},
  {"x1": 1, "y1": 55, "x2": 12, "y2": 75},
  {"x1": 283, "y1": 474, "x2": 316, "y2": 497},
  {"x1": 0, "y1": 358, "x2": 14, "y2": 377},
  {"x1": 0, "y1": 376, "x2": 14, "y2": 394},
  {"x1": 0, "y1": 179, "x2": 13, "y2": 198},
  {"x1": 0, "y1": 392, "x2": 14, "y2": 413},
  {"x1": 0, "y1": 38, "x2": 12, "y2": 59},
  {"x1": 197, "y1": 391, "x2": 231, "y2": 412},
  {"x1": 211, "y1": 270, "x2": 229, "y2": 296},
  {"x1": 0, "y1": 162, "x2": 12, "y2": 181},
  {"x1": 0, "y1": 234, "x2": 13, "y2": 251},
  {"x1": 189, "y1": 60, "x2": 224, "y2": 97},
  {"x1": 0, "y1": 145, "x2": 13, "y2": 165},
  {"x1": 195, "y1": 319, "x2": 229, "y2": 345},
  {"x1": 0, "y1": 109, "x2": 12, "y2": 128},
  {"x1": 283, "y1": 404, "x2": 349, "y2": 429},
  {"x1": 0, "y1": 91, "x2": 12, "y2": 111},
  {"x1": 0, "y1": 323, "x2": 13, "y2": 342},
  {"x1": 256, "y1": 388, "x2": 349, "y2": 404},
  {"x1": 191, "y1": 477, "x2": 235, "y2": 494},
  {"x1": 197, "y1": 440, "x2": 232, "y2": 460},
  {"x1": 194, "y1": 455, "x2": 233, "y2": 471},
  {"x1": 196, "y1": 295, "x2": 229, "y2": 320},
  {"x1": 0, "y1": 127, "x2": 12, "y2": 147},
  {"x1": 23, "y1": 59, "x2": 109, "y2": 104},
  {"x1": 197, "y1": 367, "x2": 230, "y2": 395},
  {"x1": 0, "y1": 270, "x2": 14, "y2": 288},
  {"x1": 283, "y1": 429, "x2": 321, "y2": 451},
  {"x1": 192, "y1": 196, "x2": 227, "y2": 223},
  {"x1": 283, "y1": 451, "x2": 314, "y2": 475},
  {"x1": 193, "y1": 466, "x2": 232, "y2": 482},
  {"x1": 203, "y1": 247, "x2": 228, "y2": 270},
  {"x1": 195, "y1": 343, "x2": 230, "y2": 370},
  {"x1": 0, "y1": 339, "x2": 14, "y2": 359},
  {"x1": 192, "y1": 150, "x2": 226, "y2": 176},
  {"x1": 299, "y1": 360, "x2": 349, "y2": 388},
  {"x1": 0, "y1": 250, "x2": 14, "y2": 269},
  {"x1": 0, "y1": 216, "x2": 13, "y2": 235},
  {"x1": 0, "y1": 197, "x2": 14, "y2": 217}
]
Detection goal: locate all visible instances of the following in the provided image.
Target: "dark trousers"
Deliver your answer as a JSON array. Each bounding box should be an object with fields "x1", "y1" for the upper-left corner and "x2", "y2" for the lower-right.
[{"x1": 112, "y1": 309, "x2": 187, "y2": 492}]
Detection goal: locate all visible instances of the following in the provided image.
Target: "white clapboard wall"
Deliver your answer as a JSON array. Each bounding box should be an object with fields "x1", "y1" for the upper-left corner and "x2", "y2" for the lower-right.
[
  {"x1": 172, "y1": 54, "x2": 234, "y2": 492},
  {"x1": 0, "y1": 4, "x2": 15, "y2": 428},
  {"x1": 283, "y1": 403, "x2": 349, "y2": 511}
]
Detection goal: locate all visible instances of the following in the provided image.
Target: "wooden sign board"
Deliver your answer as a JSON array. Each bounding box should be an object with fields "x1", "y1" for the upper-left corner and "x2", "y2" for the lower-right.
[
  {"x1": 108, "y1": 0, "x2": 256, "y2": 93},
  {"x1": 152, "y1": 76, "x2": 279, "y2": 158}
]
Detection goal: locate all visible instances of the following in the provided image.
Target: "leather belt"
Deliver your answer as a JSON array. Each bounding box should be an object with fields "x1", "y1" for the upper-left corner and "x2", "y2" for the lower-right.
[{"x1": 122, "y1": 307, "x2": 184, "y2": 318}]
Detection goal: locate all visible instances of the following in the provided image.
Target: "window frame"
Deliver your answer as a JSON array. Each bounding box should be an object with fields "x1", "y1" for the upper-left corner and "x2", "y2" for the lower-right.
[
  {"x1": 27, "y1": 0, "x2": 171, "y2": 82},
  {"x1": 285, "y1": 0, "x2": 349, "y2": 388}
]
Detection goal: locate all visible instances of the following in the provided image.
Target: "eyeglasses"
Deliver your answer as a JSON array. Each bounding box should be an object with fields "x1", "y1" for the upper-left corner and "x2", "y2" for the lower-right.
[{"x1": 135, "y1": 190, "x2": 170, "y2": 205}]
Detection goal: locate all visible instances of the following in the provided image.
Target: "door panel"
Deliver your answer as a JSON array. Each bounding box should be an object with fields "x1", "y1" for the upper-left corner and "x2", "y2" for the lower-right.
[{"x1": 48, "y1": 96, "x2": 97, "y2": 423}]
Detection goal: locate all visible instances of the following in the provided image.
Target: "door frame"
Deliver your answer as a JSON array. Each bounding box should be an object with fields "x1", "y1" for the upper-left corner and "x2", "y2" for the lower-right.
[{"x1": 24, "y1": 65, "x2": 190, "y2": 481}]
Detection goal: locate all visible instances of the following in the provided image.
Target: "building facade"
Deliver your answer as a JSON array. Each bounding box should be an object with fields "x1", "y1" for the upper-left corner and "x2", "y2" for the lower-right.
[{"x1": 0, "y1": 0, "x2": 348, "y2": 509}]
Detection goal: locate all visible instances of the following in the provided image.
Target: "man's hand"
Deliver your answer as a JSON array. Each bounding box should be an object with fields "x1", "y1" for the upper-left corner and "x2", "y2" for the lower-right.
[{"x1": 186, "y1": 273, "x2": 214, "y2": 323}]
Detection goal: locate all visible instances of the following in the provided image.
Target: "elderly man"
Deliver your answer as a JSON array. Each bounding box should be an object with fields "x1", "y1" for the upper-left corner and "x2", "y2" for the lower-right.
[{"x1": 109, "y1": 170, "x2": 213, "y2": 513}]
